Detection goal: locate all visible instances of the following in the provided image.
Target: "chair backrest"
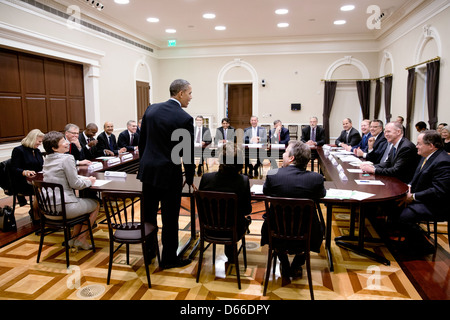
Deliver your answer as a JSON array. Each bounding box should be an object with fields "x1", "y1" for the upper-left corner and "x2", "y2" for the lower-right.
[
  {"x1": 32, "y1": 180, "x2": 67, "y2": 220},
  {"x1": 288, "y1": 125, "x2": 298, "y2": 133},
  {"x1": 0, "y1": 159, "x2": 12, "y2": 195},
  {"x1": 194, "y1": 190, "x2": 239, "y2": 241},
  {"x1": 264, "y1": 196, "x2": 315, "y2": 250},
  {"x1": 102, "y1": 191, "x2": 143, "y2": 238}
]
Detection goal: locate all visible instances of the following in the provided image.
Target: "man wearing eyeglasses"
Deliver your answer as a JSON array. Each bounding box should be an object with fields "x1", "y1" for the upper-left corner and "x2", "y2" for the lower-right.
[
  {"x1": 355, "y1": 119, "x2": 388, "y2": 164},
  {"x1": 64, "y1": 123, "x2": 91, "y2": 166}
]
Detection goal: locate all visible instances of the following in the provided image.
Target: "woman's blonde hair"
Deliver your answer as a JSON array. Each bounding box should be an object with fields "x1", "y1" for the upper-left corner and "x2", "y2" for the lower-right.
[{"x1": 21, "y1": 129, "x2": 44, "y2": 148}]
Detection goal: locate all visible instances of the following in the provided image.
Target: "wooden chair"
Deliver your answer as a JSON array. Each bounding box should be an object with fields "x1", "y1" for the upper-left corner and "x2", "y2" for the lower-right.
[
  {"x1": 288, "y1": 125, "x2": 298, "y2": 140},
  {"x1": 194, "y1": 190, "x2": 248, "y2": 289},
  {"x1": 102, "y1": 191, "x2": 160, "y2": 288},
  {"x1": 425, "y1": 217, "x2": 449, "y2": 250},
  {"x1": 32, "y1": 181, "x2": 95, "y2": 268},
  {"x1": 263, "y1": 196, "x2": 316, "y2": 299},
  {"x1": 261, "y1": 124, "x2": 271, "y2": 142}
]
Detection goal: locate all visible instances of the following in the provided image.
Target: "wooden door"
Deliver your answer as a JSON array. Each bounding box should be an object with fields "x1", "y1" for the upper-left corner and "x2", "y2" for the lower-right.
[
  {"x1": 136, "y1": 81, "x2": 150, "y2": 120},
  {"x1": 227, "y1": 84, "x2": 252, "y2": 131}
]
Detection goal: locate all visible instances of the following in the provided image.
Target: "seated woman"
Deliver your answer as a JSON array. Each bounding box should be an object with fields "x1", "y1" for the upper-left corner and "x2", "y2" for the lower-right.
[
  {"x1": 42, "y1": 131, "x2": 100, "y2": 250},
  {"x1": 198, "y1": 143, "x2": 252, "y2": 262},
  {"x1": 10, "y1": 129, "x2": 45, "y2": 218}
]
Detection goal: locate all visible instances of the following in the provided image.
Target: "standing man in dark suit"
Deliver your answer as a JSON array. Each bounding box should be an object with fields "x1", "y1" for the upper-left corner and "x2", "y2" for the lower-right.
[
  {"x1": 301, "y1": 116, "x2": 325, "y2": 147},
  {"x1": 64, "y1": 123, "x2": 91, "y2": 166},
  {"x1": 398, "y1": 130, "x2": 450, "y2": 254},
  {"x1": 214, "y1": 117, "x2": 236, "y2": 145},
  {"x1": 360, "y1": 122, "x2": 420, "y2": 183},
  {"x1": 335, "y1": 118, "x2": 361, "y2": 148},
  {"x1": 244, "y1": 116, "x2": 267, "y2": 178},
  {"x1": 138, "y1": 79, "x2": 195, "y2": 269},
  {"x1": 194, "y1": 115, "x2": 212, "y2": 176},
  {"x1": 118, "y1": 120, "x2": 139, "y2": 152},
  {"x1": 355, "y1": 119, "x2": 388, "y2": 164},
  {"x1": 79, "y1": 123, "x2": 98, "y2": 160},
  {"x1": 261, "y1": 140, "x2": 326, "y2": 279},
  {"x1": 96, "y1": 122, "x2": 126, "y2": 156}
]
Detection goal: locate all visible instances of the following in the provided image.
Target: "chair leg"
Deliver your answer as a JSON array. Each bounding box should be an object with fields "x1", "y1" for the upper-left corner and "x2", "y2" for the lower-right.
[
  {"x1": 36, "y1": 221, "x2": 45, "y2": 264},
  {"x1": 263, "y1": 249, "x2": 273, "y2": 296},
  {"x1": 63, "y1": 227, "x2": 71, "y2": 268},
  {"x1": 126, "y1": 244, "x2": 130, "y2": 265},
  {"x1": 434, "y1": 221, "x2": 438, "y2": 250},
  {"x1": 141, "y1": 242, "x2": 151, "y2": 288},
  {"x1": 153, "y1": 232, "x2": 161, "y2": 266},
  {"x1": 234, "y1": 243, "x2": 241, "y2": 290},
  {"x1": 107, "y1": 240, "x2": 114, "y2": 285},
  {"x1": 306, "y1": 252, "x2": 314, "y2": 300},
  {"x1": 212, "y1": 243, "x2": 216, "y2": 265},
  {"x1": 242, "y1": 237, "x2": 247, "y2": 269},
  {"x1": 196, "y1": 239, "x2": 204, "y2": 283},
  {"x1": 87, "y1": 220, "x2": 95, "y2": 253}
]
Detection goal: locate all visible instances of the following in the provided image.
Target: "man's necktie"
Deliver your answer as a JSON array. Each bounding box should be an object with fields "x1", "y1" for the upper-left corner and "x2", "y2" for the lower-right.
[
  {"x1": 196, "y1": 129, "x2": 201, "y2": 143},
  {"x1": 392, "y1": 146, "x2": 396, "y2": 158},
  {"x1": 346, "y1": 131, "x2": 349, "y2": 143},
  {"x1": 224, "y1": 129, "x2": 227, "y2": 140},
  {"x1": 420, "y1": 158, "x2": 427, "y2": 170},
  {"x1": 130, "y1": 134, "x2": 134, "y2": 145},
  {"x1": 311, "y1": 128, "x2": 316, "y2": 142},
  {"x1": 108, "y1": 136, "x2": 113, "y2": 150}
]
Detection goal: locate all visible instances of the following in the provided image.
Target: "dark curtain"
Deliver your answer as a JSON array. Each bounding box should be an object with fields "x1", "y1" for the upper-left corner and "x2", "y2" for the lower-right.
[
  {"x1": 426, "y1": 60, "x2": 440, "y2": 129},
  {"x1": 374, "y1": 79, "x2": 381, "y2": 119},
  {"x1": 322, "y1": 81, "x2": 337, "y2": 144},
  {"x1": 405, "y1": 68, "x2": 416, "y2": 139},
  {"x1": 356, "y1": 80, "x2": 371, "y2": 119},
  {"x1": 384, "y1": 75, "x2": 393, "y2": 123}
]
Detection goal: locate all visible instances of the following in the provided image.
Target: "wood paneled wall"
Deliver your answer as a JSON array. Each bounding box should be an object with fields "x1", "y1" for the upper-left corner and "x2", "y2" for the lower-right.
[{"x1": 0, "y1": 48, "x2": 85, "y2": 143}]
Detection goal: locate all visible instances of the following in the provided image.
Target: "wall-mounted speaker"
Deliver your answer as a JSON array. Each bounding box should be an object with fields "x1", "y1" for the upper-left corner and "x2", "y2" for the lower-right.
[{"x1": 291, "y1": 103, "x2": 301, "y2": 111}]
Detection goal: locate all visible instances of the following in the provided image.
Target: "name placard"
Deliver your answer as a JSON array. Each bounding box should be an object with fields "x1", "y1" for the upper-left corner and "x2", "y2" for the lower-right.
[
  {"x1": 104, "y1": 171, "x2": 127, "y2": 178},
  {"x1": 107, "y1": 157, "x2": 121, "y2": 166},
  {"x1": 88, "y1": 162, "x2": 103, "y2": 171}
]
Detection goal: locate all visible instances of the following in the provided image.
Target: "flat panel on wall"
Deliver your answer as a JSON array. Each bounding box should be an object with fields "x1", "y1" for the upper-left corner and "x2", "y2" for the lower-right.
[
  {"x1": 19, "y1": 55, "x2": 46, "y2": 95},
  {"x1": 0, "y1": 50, "x2": 21, "y2": 93},
  {"x1": 45, "y1": 60, "x2": 66, "y2": 95},
  {"x1": 48, "y1": 98, "x2": 67, "y2": 130},
  {"x1": 0, "y1": 96, "x2": 24, "y2": 138},
  {"x1": 68, "y1": 98, "x2": 85, "y2": 128},
  {"x1": 25, "y1": 97, "x2": 48, "y2": 132}
]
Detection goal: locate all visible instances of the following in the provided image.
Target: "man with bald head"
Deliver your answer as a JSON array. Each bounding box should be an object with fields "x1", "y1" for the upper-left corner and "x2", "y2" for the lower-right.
[{"x1": 96, "y1": 121, "x2": 126, "y2": 156}]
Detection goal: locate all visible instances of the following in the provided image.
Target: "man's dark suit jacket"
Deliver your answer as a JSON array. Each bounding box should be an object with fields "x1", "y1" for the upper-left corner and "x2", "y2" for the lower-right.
[
  {"x1": 244, "y1": 126, "x2": 267, "y2": 144},
  {"x1": 365, "y1": 132, "x2": 388, "y2": 164},
  {"x1": 137, "y1": 99, "x2": 195, "y2": 188},
  {"x1": 78, "y1": 134, "x2": 96, "y2": 160},
  {"x1": 351, "y1": 132, "x2": 371, "y2": 152},
  {"x1": 118, "y1": 130, "x2": 139, "y2": 152},
  {"x1": 261, "y1": 165, "x2": 326, "y2": 253},
  {"x1": 66, "y1": 140, "x2": 86, "y2": 161},
  {"x1": 408, "y1": 148, "x2": 450, "y2": 218},
  {"x1": 199, "y1": 170, "x2": 252, "y2": 233},
  {"x1": 194, "y1": 126, "x2": 212, "y2": 145},
  {"x1": 301, "y1": 125, "x2": 326, "y2": 146},
  {"x1": 96, "y1": 132, "x2": 120, "y2": 156},
  {"x1": 374, "y1": 137, "x2": 420, "y2": 183},
  {"x1": 214, "y1": 126, "x2": 236, "y2": 144},
  {"x1": 335, "y1": 127, "x2": 361, "y2": 146},
  {"x1": 269, "y1": 127, "x2": 290, "y2": 145}
]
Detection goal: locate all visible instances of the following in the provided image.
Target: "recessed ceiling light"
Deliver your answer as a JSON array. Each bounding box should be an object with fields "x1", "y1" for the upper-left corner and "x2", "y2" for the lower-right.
[
  {"x1": 114, "y1": 0, "x2": 129, "y2": 4},
  {"x1": 165, "y1": 28, "x2": 176, "y2": 33},
  {"x1": 203, "y1": 13, "x2": 216, "y2": 19},
  {"x1": 334, "y1": 20, "x2": 346, "y2": 25},
  {"x1": 340, "y1": 5, "x2": 355, "y2": 11},
  {"x1": 275, "y1": 9, "x2": 289, "y2": 15},
  {"x1": 277, "y1": 22, "x2": 289, "y2": 28},
  {"x1": 215, "y1": 26, "x2": 226, "y2": 31},
  {"x1": 146, "y1": 17, "x2": 159, "y2": 23}
]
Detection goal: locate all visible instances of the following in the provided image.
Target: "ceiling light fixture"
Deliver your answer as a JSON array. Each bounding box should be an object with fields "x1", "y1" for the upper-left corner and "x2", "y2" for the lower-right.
[
  {"x1": 275, "y1": 9, "x2": 289, "y2": 15},
  {"x1": 277, "y1": 22, "x2": 289, "y2": 28},
  {"x1": 215, "y1": 26, "x2": 226, "y2": 31},
  {"x1": 146, "y1": 17, "x2": 159, "y2": 23},
  {"x1": 334, "y1": 20, "x2": 346, "y2": 25},
  {"x1": 114, "y1": 0, "x2": 129, "y2": 4},
  {"x1": 203, "y1": 13, "x2": 216, "y2": 19},
  {"x1": 340, "y1": 5, "x2": 355, "y2": 11},
  {"x1": 165, "y1": 28, "x2": 176, "y2": 33}
]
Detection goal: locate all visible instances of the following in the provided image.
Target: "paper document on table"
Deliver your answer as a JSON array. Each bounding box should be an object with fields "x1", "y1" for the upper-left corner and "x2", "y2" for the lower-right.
[
  {"x1": 350, "y1": 191, "x2": 375, "y2": 200},
  {"x1": 347, "y1": 168, "x2": 364, "y2": 173},
  {"x1": 355, "y1": 180, "x2": 385, "y2": 185},
  {"x1": 339, "y1": 155, "x2": 360, "y2": 162},
  {"x1": 92, "y1": 180, "x2": 111, "y2": 187},
  {"x1": 96, "y1": 156, "x2": 116, "y2": 160},
  {"x1": 251, "y1": 184, "x2": 264, "y2": 194},
  {"x1": 325, "y1": 188, "x2": 353, "y2": 200}
]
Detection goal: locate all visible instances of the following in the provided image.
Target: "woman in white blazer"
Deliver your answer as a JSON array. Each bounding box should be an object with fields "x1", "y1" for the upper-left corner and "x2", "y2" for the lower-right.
[{"x1": 42, "y1": 131, "x2": 99, "y2": 250}]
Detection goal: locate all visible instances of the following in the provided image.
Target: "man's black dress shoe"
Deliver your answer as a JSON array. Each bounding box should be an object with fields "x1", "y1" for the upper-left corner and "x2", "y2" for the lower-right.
[{"x1": 161, "y1": 258, "x2": 192, "y2": 269}]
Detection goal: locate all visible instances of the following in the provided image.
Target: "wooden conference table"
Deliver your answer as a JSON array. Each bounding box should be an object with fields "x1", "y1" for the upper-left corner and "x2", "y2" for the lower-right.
[{"x1": 316, "y1": 146, "x2": 408, "y2": 271}]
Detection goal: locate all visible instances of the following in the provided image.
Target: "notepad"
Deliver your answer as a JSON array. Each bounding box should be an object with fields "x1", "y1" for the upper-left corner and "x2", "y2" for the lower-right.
[{"x1": 251, "y1": 184, "x2": 264, "y2": 194}]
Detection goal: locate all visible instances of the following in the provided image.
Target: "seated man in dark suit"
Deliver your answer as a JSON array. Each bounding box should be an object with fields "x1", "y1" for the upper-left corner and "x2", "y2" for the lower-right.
[
  {"x1": 118, "y1": 120, "x2": 139, "y2": 152},
  {"x1": 198, "y1": 144, "x2": 252, "y2": 263},
  {"x1": 301, "y1": 116, "x2": 325, "y2": 147},
  {"x1": 64, "y1": 123, "x2": 91, "y2": 166},
  {"x1": 261, "y1": 140, "x2": 326, "y2": 279},
  {"x1": 96, "y1": 121, "x2": 127, "y2": 156},
  {"x1": 335, "y1": 117, "x2": 361, "y2": 148},
  {"x1": 79, "y1": 123, "x2": 98, "y2": 160},
  {"x1": 360, "y1": 122, "x2": 420, "y2": 183},
  {"x1": 398, "y1": 130, "x2": 450, "y2": 254},
  {"x1": 214, "y1": 117, "x2": 236, "y2": 145},
  {"x1": 269, "y1": 120, "x2": 290, "y2": 169},
  {"x1": 194, "y1": 115, "x2": 212, "y2": 175},
  {"x1": 355, "y1": 119, "x2": 388, "y2": 164},
  {"x1": 243, "y1": 116, "x2": 267, "y2": 178},
  {"x1": 344, "y1": 119, "x2": 371, "y2": 153}
]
